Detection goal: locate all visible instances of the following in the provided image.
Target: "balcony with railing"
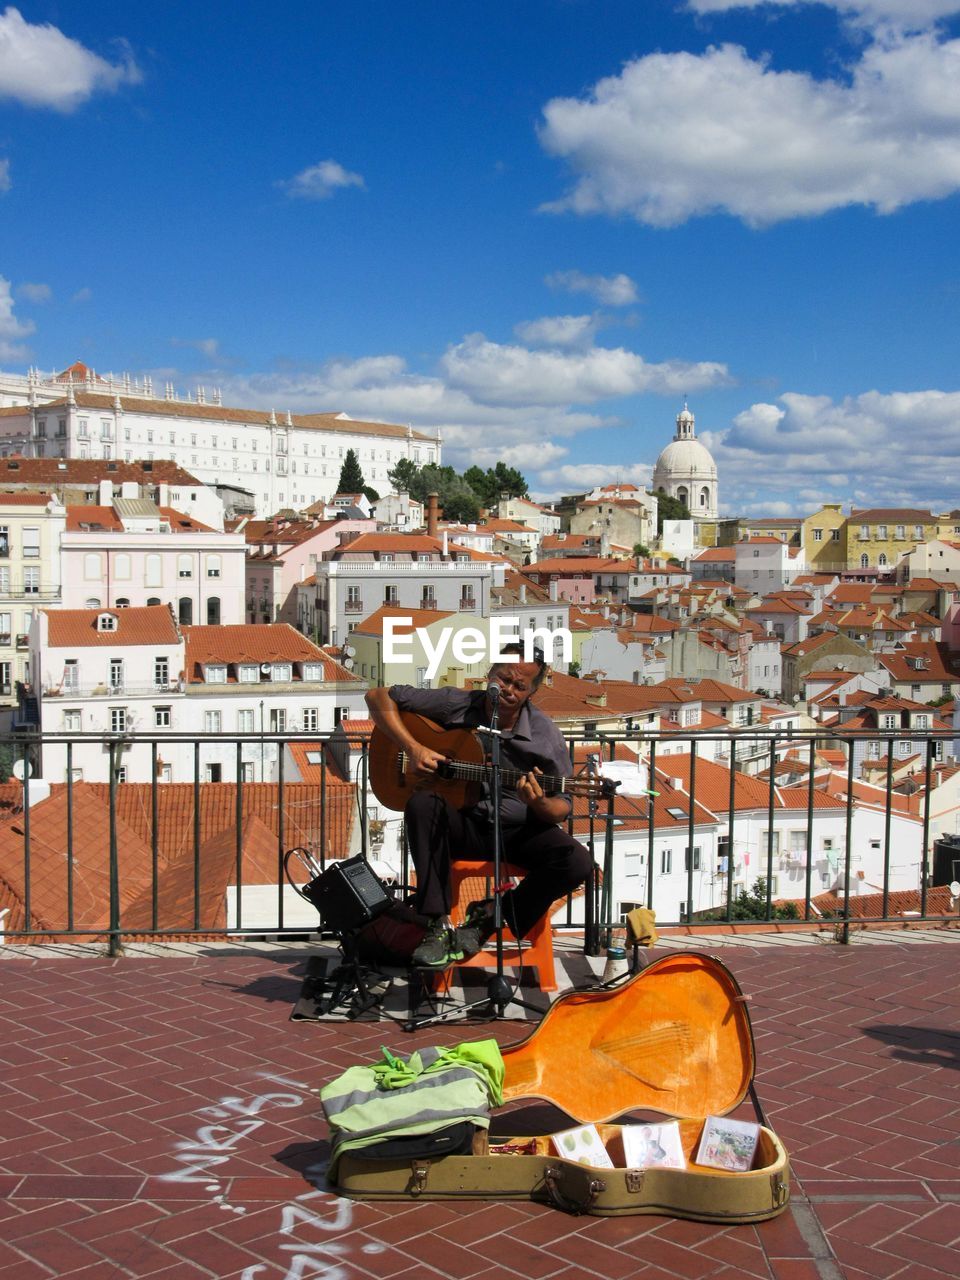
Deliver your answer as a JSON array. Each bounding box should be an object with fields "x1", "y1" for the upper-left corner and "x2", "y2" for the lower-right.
[{"x1": 1, "y1": 724, "x2": 956, "y2": 950}]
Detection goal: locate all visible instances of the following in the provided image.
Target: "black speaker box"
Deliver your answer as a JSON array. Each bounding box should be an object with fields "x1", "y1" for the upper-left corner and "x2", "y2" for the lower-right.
[{"x1": 303, "y1": 855, "x2": 393, "y2": 932}]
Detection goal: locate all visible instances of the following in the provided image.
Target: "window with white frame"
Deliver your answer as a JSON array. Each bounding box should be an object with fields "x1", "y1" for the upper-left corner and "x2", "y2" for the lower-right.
[
  {"x1": 684, "y1": 846, "x2": 701, "y2": 871},
  {"x1": 63, "y1": 709, "x2": 81, "y2": 731},
  {"x1": 881, "y1": 713, "x2": 898, "y2": 729},
  {"x1": 206, "y1": 555, "x2": 222, "y2": 579},
  {"x1": 760, "y1": 830, "x2": 781, "y2": 855},
  {"x1": 109, "y1": 659, "x2": 123, "y2": 690},
  {"x1": 302, "y1": 662, "x2": 324, "y2": 681},
  {"x1": 178, "y1": 554, "x2": 193, "y2": 579},
  {"x1": 660, "y1": 848, "x2": 672, "y2": 874},
  {"x1": 23, "y1": 567, "x2": 40, "y2": 595},
  {"x1": 154, "y1": 656, "x2": 169, "y2": 686},
  {"x1": 154, "y1": 706, "x2": 171, "y2": 727},
  {"x1": 270, "y1": 707, "x2": 287, "y2": 732},
  {"x1": 205, "y1": 664, "x2": 227, "y2": 683},
  {"x1": 110, "y1": 707, "x2": 127, "y2": 733},
  {"x1": 303, "y1": 707, "x2": 319, "y2": 731},
  {"x1": 204, "y1": 710, "x2": 221, "y2": 732},
  {"x1": 22, "y1": 527, "x2": 39, "y2": 558},
  {"x1": 238, "y1": 664, "x2": 259, "y2": 683},
  {"x1": 272, "y1": 662, "x2": 292, "y2": 681},
  {"x1": 237, "y1": 709, "x2": 254, "y2": 733}
]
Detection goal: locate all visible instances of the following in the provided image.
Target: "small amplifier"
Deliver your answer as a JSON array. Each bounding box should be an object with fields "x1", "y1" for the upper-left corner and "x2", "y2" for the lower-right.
[{"x1": 303, "y1": 855, "x2": 393, "y2": 933}]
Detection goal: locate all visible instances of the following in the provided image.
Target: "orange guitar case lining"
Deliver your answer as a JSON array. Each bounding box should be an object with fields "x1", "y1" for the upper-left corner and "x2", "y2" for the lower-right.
[{"x1": 333, "y1": 952, "x2": 790, "y2": 1221}]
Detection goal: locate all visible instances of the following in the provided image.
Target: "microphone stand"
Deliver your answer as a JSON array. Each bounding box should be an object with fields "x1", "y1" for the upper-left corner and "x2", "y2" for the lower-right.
[{"x1": 404, "y1": 684, "x2": 543, "y2": 1028}]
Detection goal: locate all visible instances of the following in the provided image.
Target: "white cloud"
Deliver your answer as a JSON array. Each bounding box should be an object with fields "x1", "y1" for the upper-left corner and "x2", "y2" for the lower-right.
[
  {"x1": 440, "y1": 333, "x2": 730, "y2": 405},
  {"x1": 17, "y1": 281, "x2": 51, "y2": 303},
  {"x1": 534, "y1": 461, "x2": 655, "y2": 496},
  {"x1": 279, "y1": 159, "x2": 365, "y2": 201},
  {"x1": 172, "y1": 336, "x2": 223, "y2": 361},
  {"x1": 0, "y1": 6, "x2": 140, "y2": 112},
  {"x1": 0, "y1": 274, "x2": 34, "y2": 359},
  {"x1": 514, "y1": 314, "x2": 598, "y2": 348},
  {"x1": 687, "y1": 1, "x2": 960, "y2": 29},
  {"x1": 545, "y1": 269, "x2": 639, "y2": 306},
  {"x1": 709, "y1": 389, "x2": 960, "y2": 513},
  {"x1": 0, "y1": 157, "x2": 9, "y2": 192},
  {"x1": 538, "y1": 32, "x2": 960, "y2": 226},
  {"x1": 71, "y1": 287, "x2": 92, "y2": 304}
]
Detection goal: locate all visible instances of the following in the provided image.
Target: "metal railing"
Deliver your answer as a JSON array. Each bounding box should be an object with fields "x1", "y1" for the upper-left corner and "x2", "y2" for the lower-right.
[{"x1": 0, "y1": 724, "x2": 957, "y2": 953}]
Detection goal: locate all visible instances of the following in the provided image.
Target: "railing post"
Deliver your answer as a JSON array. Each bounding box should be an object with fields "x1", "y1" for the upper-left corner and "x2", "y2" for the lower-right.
[
  {"x1": 108, "y1": 738, "x2": 121, "y2": 957},
  {"x1": 840, "y1": 740, "x2": 855, "y2": 945}
]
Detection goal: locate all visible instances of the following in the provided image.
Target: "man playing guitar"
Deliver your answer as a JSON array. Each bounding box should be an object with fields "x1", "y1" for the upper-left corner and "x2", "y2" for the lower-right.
[{"x1": 365, "y1": 644, "x2": 591, "y2": 968}]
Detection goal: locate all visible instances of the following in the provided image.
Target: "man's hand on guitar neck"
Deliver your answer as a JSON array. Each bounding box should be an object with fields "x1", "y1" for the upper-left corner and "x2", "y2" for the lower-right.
[
  {"x1": 407, "y1": 742, "x2": 447, "y2": 782},
  {"x1": 517, "y1": 767, "x2": 570, "y2": 825}
]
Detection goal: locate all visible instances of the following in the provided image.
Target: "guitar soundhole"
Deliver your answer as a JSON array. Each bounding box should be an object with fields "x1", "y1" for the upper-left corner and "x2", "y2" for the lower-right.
[{"x1": 436, "y1": 759, "x2": 455, "y2": 781}]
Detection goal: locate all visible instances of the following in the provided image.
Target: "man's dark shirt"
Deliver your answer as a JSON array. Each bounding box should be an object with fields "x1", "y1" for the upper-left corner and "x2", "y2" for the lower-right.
[{"x1": 389, "y1": 684, "x2": 574, "y2": 830}]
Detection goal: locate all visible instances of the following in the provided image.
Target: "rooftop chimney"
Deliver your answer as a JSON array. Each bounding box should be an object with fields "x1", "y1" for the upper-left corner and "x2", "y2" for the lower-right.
[{"x1": 426, "y1": 492, "x2": 440, "y2": 539}]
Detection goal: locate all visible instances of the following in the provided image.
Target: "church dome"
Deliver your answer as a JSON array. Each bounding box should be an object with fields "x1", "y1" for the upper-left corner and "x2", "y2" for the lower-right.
[
  {"x1": 653, "y1": 437, "x2": 717, "y2": 480},
  {"x1": 651, "y1": 403, "x2": 718, "y2": 519}
]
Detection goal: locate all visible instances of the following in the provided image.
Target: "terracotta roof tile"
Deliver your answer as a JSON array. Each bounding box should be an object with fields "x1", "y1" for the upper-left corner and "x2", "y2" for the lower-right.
[
  {"x1": 45, "y1": 604, "x2": 180, "y2": 648},
  {"x1": 31, "y1": 392, "x2": 438, "y2": 441},
  {"x1": 183, "y1": 624, "x2": 360, "y2": 678},
  {"x1": 0, "y1": 457, "x2": 202, "y2": 485},
  {"x1": 351, "y1": 604, "x2": 455, "y2": 636}
]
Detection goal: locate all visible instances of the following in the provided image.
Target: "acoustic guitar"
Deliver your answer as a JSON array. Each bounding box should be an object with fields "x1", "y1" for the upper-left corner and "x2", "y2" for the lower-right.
[{"x1": 368, "y1": 709, "x2": 618, "y2": 813}]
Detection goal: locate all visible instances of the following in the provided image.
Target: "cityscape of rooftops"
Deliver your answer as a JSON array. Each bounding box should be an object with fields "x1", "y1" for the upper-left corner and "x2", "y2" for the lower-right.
[{"x1": 0, "y1": 3, "x2": 957, "y2": 931}]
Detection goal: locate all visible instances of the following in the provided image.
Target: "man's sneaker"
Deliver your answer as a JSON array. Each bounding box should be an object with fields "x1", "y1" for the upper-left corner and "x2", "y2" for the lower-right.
[
  {"x1": 456, "y1": 906, "x2": 496, "y2": 959},
  {"x1": 411, "y1": 918, "x2": 463, "y2": 969}
]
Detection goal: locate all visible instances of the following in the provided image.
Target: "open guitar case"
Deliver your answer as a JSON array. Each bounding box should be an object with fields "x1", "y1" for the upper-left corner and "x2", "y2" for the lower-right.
[{"x1": 333, "y1": 952, "x2": 789, "y2": 1221}]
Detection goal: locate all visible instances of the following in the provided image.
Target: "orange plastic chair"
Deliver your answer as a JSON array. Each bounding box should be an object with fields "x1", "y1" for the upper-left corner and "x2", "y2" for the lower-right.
[{"x1": 438, "y1": 859, "x2": 558, "y2": 993}]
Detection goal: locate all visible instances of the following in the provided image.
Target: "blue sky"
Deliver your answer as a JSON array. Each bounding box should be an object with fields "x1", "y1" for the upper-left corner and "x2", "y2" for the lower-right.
[{"x1": 1, "y1": 1, "x2": 960, "y2": 516}]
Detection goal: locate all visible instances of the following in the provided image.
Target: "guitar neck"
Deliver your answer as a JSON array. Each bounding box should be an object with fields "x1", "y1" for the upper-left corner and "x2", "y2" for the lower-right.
[{"x1": 399, "y1": 751, "x2": 569, "y2": 796}]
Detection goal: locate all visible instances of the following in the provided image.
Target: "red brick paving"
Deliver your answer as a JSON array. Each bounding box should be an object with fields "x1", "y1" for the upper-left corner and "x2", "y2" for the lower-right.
[{"x1": 1, "y1": 939, "x2": 959, "y2": 1277}]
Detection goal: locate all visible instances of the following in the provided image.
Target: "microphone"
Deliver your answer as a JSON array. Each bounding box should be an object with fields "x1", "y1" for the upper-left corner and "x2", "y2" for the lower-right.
[{"x1": 486, "y1": 682, "x2": 500, "y2": 705}]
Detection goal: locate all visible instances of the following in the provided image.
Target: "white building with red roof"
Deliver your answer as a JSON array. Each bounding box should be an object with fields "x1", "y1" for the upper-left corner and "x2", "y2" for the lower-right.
[
  {"x1": 31, "y1": 607, "x2": 366, "y2": 784},
  {"x1": 734, "y1": 536, "x2": 806, "y2": 595},
  {"x1": 0, "y1": 364, "x2": 440, "y2": 519},
  {"x1": 59, "y1": 496, "x2": 247, "y2": 625},
  {"x1": 0, "y1": 490, "x2": 66, "y2": 723},
  {"x1": 307, "y1": 530, "x2": 508, "y2": 647}
]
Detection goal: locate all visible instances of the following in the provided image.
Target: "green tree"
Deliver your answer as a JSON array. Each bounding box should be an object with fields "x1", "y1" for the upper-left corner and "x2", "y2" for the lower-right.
[
  {"x1": 386, "y1": 457, "x2": 420, "y2": 493},
  {"x1": 655, "y1": 490, "x2": 690, "y2": 532},
  {"x1": 633, "y1": 543, "x2": 651, "y2": 559},
  {"x1": 701, "y1": 877, "x2": 800, "y2": 922},
  {"x1": 463, "y1": 462, "x2": 528, "y2": 508},
  {"x1": 337, "y1": 448, "x2": 366, "y2": 494}
]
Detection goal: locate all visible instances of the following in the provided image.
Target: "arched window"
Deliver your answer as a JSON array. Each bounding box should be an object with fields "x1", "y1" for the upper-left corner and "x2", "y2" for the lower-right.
[
  {"x1": 860, "y1": 553, "x2": 869, "y2": 569},
  {"x1": 878, "y1": 553, "x2": 888, "y2": 567},
  {"x1": 115, "y1": 597, "x2": 130, "y2": 608},
  {"x1": 178, "y1": 597, "x2": 193, "y2": 625},
  {"x1": 206, "y1": 597, "x2": 221, "y2": 625},
  {"x1": 147, "y1": 597, "x2": 161, "y2": 607},
  {"x1": 676, "y1": 486, "x2": 688, "y2": 507},
  {"x1": 699, "y1": 486, "x2": 710, "y2": 508},
  {"x1": 85, "y1": 597, "x2": 101, "y2": 609}
]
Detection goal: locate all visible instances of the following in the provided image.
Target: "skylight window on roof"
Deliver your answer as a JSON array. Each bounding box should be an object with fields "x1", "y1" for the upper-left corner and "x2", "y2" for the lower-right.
[
  {"x1": 305, "y1": 750, "x2": 323, "y2": 764},
  {"x1": 666, "y1": 806, "x2": 688, "y2": 820}
]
